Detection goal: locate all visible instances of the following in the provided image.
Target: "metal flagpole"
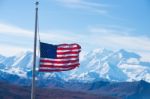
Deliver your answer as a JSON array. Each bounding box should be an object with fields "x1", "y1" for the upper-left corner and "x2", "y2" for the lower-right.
[{"x1": 31, "y1": 1, "x2": 39, "y2": 99}]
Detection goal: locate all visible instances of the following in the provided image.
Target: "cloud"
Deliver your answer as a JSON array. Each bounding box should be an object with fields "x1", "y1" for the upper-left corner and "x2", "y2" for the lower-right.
[
  {"x1": 92, "y1": 35, "x2": 150, "y2": 60},
  {"x1": 88, "y1": 25, "x2": 136, "y2": 36},
  {"x1": 0, "y1": 23, "x2": 83, "y2": 55},
  {"x1": 0, "y1": 23, "x2": 85, "y2": 57},
  {"x1": 90, "y1": 35, "x2": 150, "y2": 51},
  {"x1": 0, "y1": 23, "x2": 33, "y2": 38},
  {"x1": 0, "y1": 23, "x2": 81, "y2": 43},
  {"x1": 0, "y1": 23, "x2": 150, "y2": 58},
  {"x1": 87, "y1": 26, "x2": 150, "y2": 53},
  {"x1": 0, "y1": 44, "x2": 32, "y2": 56},
  {"x1": 55, "y1": 0, "x2": 109, "y2": 14}
]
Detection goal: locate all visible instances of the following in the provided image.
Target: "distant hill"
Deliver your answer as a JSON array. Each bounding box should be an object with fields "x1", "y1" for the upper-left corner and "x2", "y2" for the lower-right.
[
  {"x1": 0, "y1": 80, "x2": 150, "y2": 99},
  {"x1": 88, "y1": 80, "x2": 150, "y2": 99},
  {"x1": 0, "y1": 81, "x2": 120, "y2": 99}
]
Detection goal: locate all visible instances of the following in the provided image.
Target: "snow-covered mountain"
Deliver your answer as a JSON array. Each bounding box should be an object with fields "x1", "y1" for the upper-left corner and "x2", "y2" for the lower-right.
[
  {"x1": 0, "y1": 51, "x2": 33, "y2": 70},
  {"x1": 0, "y1": 49, "x2": 150, "y2": 83},
  {"x1": 72, "y1": 49, "x2": 150, "y2": 82}
]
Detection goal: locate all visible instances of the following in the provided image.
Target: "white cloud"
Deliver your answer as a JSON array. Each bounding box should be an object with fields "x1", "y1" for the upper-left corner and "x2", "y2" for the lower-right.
[
  {"x1": 0, "y1": 44, "x2": 32, "y2": 56},
  {"x1": 55, "y1": 0, "x2": 109, "y2": 14},
  {"x1": 39, "y1": 30, "x2": 81, "y2": 44},
  {"x1": 87, "y1": 26, "x2": 150, "y2": 53},
  {"x1": 89, "y1": 25, "x2": 136, "y2": 36},
  {"x1": 0, "y1": 23, "x2": 81, "y2": 44},
  {"x1": 0, "y1": 23, "x2": 33, "y2": 38},
  {"x1": 92, "y1": 35, "x2": 150, "y2": 51},
  {"x1": 0, "y1": 23, "x2": 83, "y2": 56},
  {"x1": 0, "y1": 23, "x2": 150, "y2": 58},
  {"x1": 54, "y1": 33, "x2": 150, "y2": 58}
]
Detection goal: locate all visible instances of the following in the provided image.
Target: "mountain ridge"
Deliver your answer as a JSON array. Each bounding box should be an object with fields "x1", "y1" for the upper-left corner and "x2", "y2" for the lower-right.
[
  {"x1": 0, "y1": 48, "x2": 150, "y2": 83},
  {"x1": 0, "y1": 81, "x2": 120, "y2": 99}
]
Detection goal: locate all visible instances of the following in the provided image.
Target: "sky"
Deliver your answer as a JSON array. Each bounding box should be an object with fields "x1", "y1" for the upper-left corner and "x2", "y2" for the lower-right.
[{"x1": 0, "y1": 0, "x2": 150, "y2": 58}]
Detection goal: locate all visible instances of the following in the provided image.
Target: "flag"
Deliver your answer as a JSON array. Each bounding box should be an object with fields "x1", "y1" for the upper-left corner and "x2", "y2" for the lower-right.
[{"x1": 39, "y1": 42, "x2": 81, "y2": 72}]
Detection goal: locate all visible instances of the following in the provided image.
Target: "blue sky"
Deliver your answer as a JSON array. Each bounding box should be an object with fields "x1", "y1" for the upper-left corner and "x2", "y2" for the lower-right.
[{"x1": 0, "y1": 0, "x2": 150, "y2": 57}]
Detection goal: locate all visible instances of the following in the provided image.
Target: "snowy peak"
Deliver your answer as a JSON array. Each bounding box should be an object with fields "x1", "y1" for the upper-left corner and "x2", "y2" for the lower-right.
[
  {"x1": 12, "y1": 51, "x2": 33, "y2": 70},
  {"x1": 0, "y1": 49, "x2": 150, "y2": 83},
  {"x1": 0, "y1": 54, "x2": 6, "y2": 62},
  {"x1": 84, "y1": 48, "x2": 113, "y2": 60},
  {"x1": 2, "y1": 51, "x2": 33, "y2": 68},
  {"x1": 71, "y1": 48, "x2": 150, "y2": 82},
  {"x1": 116, "y1": 49, "x2": 141, "y2": 59}
]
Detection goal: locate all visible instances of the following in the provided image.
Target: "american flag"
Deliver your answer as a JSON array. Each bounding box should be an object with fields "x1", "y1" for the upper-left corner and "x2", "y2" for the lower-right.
[{"x1": 39, "y1": 42, "x2": 81, "y2": 72}]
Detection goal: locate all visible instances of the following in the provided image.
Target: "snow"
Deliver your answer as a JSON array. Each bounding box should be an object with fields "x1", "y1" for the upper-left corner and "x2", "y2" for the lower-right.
[
  {"x1": 0, "y1": 48, "x2": 150, "y2": 83},
  {"x1": 0, "y1": 55, "x2": 6, "y2": 62},
  {"x1": 126, "y1": 58, "x2": 139, "y2": 64},
  {"x1": 1, "y1": 67, "x2": 27, "y2": 78}
]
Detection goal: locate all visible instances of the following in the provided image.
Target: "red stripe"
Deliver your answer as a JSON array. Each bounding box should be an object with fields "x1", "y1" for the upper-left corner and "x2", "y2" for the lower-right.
[
  {"x1": 40, "y1": 59, "x2": 79, "y2": 64},
  {"x1": 39, "y1": 66, "x2": 77, "y2": 72},
  {"x1": 57, "y1": 51, "x2": 80, "y2": 55},
  {"x1": 40, "y1": 64, "x2": 79, "y2": 68},
  {"x1": 57, "y1": 47, "x2": 81, "y2": 50}
]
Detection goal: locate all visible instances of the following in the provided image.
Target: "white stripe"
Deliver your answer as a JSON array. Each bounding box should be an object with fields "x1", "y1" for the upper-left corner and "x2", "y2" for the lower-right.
[
  {"x1": 58, "y1": 45, "x2": 78, "y2": 48},
  {"x1": 57, "y1": 54, "x2": 79, "y2": 57},
  {"x1": 57, "y1": 49, "x2": 80, "y2": 52},
  {"x1": 40, "y1": 62, "x2": 79, "y2": 66},
  {"x1": 40, "y1": 58, "x2": 78, "y2": 61}
]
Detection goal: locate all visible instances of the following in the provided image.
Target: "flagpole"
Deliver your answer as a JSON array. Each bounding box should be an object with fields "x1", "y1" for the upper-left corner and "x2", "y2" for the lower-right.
[{"x1": 31, "y1": 1, "x2": 39, "y2": 99}]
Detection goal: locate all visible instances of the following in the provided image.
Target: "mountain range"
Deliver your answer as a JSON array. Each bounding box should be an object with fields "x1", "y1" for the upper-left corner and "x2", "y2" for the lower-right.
[
  {"x1": 0, "y1": 48, "x2": 150, "y2": 83},
  {"x1": 0, "y1": 49, "x2": 150, "y2": 99}
]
